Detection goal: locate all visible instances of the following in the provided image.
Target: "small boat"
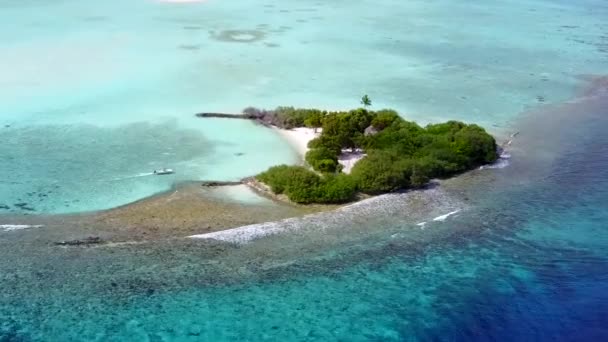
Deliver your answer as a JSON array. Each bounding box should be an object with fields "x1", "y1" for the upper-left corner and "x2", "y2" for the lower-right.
[{"x1": 153, "y1": 168, "x2": 174, "y2": 175}]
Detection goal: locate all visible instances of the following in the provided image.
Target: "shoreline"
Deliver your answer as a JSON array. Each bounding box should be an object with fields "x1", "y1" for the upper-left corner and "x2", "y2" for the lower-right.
[
  {"x1": 271, "y1": 126, "x2": 319, "y2": 159},
  {"x1": 271, "y1": 126, "x2": 366, "y2": 173},
  {"x1": 188, "y1": 180, "x2": 466, "y2": 245},
  {"x1": 0, "y1": 182, "x2": 329, "y2": 244},
  {"x1": 0, "y1": 114, "x2": 517, "y2": 245}
]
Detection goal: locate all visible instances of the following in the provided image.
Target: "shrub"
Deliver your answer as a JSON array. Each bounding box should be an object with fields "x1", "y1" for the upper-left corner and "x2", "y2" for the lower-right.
[
  {"x1": 410, "y1": 167, "x2": 430, "y2": 187},
  {"x1": 363, "y1": 120, "x2": 423, "y2": 155},
  {"x1": 308, "y1": 136, "x2": 342, "y2": 155},
  {"x1": 304, "y1": 112, "x2": 323, "y2": 132},
  {"x1": 256, "y1": 165, "x2": 355, "y2": 203},
  {"x1": 425, "y1": 121, "x2": 467, "y2": 135},
  {"x1": 371, "y1": 109, "x2": 401, "y2": 130},
  {"x1": 452, "y1": 125, "x2": 498, "y2": 165},
  {"x1": 305, "y1": 147, "x2": 339, "y2": 172},
  {"x1": 257, "y1": 165, "x2": 319, "y2": 194},
  {"x1": 316, "y1": 174, "x2": 357, "y2": 203},
  {"x1": 285, "y1": 179, "x2": 320, "y2": 203},
  {"x1": 273, "y1": 107, "x2": 326, "y2": 129},
  {"x1": 350, "y1": 151, "x2": 409, "y2": 194},
  {"x1": 257, "y1": 165, "x2": 291, "y2": 194}
]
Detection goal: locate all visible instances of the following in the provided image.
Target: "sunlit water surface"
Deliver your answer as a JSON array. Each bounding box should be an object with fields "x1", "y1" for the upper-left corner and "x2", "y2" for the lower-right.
[{"x1": 1, "y1": 0, "x2": 608, "y2": 341}]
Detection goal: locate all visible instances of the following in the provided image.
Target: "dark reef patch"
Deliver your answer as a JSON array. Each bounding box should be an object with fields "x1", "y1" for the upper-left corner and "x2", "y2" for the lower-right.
[
  {"x1": 13, "y1": 202, "x2": 35, "y2": 211},
  {"x1": 183, "y1": 25, "x2": 203, "y2": 30},
  {"x1": 209, "y1": 30, "x2": 266, "y2": 43},
  {"x1": 178, "y1": 44, "x2": 202, "y2": 51}
]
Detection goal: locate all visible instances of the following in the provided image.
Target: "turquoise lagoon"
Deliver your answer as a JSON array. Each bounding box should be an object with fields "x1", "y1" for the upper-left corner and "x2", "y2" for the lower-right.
[{"x1": 1, "y1": 0, "x2": 608, "y2": 341}]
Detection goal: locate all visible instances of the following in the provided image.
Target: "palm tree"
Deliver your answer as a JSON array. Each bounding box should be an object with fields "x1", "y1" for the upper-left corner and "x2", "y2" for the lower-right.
[{"x1": 361, "y1": 94, "x2": 372, "y2": 108}]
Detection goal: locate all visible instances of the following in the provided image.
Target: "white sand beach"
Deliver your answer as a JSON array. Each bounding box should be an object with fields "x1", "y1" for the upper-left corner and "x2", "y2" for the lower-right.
[
  {"x1": 273, "y1": 127, "x2": 366, "y2": 173},
  {"x1": 273, "y1": 127, "x2": 320, "y2": 157},
  {"x1": 338, "y1": 149, "x2": 366, "y2": 174}
]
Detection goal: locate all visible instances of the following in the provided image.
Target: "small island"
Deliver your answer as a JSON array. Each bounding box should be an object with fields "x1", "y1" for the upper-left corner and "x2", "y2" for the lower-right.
[
  {"x1": 242, "y1": 99, "x2": 498, "y2": 204},
  {"x1": 197, "y1": 97, "x2": 498, "y2": 205}
]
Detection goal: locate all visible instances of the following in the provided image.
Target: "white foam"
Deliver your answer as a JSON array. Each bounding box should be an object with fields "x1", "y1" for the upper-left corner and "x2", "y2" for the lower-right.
[
  {"x1": 416, "y1": 221, "x2": 427, "y2": 227},
  {"x1": 189, "y1": 214, "x2": 316, "y2": 244},
  {"x1": 432, "y1": 210, "x2": 461, "y2": 222},
  {"x1": 190, "y1": 187, "x2": 463, "y2": 244},
  {"x1": 480, "y1": 151, "x2": 511, "y2": 170},
  {"x1": 479, "y1": 158, "x2": 510, "y2": 170},
  {"x1": 0, "y1": 224, "x2": 43, "y2": 232}
]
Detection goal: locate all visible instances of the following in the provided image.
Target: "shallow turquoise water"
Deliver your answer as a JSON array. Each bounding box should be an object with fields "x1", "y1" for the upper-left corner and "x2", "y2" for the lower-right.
[
  {"x1": 0, "y1": 118, "x2": 297, "y2": 213},
  {"x1": 1, "y1": 0, "x2": 608, "y2": 213},
  {"x1": 1, "y1": 0, "x2": 608, "y2": 341}
]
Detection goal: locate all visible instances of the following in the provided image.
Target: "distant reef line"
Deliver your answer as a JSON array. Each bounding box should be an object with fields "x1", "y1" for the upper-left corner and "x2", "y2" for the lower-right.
[
  {"x1": 195, "y1": 111, "x2": 272, "y2": 127},
  {"x1": 195, "y1": 112, "x2": 250, "y2": 119}
]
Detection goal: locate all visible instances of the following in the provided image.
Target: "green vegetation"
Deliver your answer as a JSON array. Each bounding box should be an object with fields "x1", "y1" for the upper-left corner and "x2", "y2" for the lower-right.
[
  {"x1": 243, "y1": 106, "x2": 328, "y2": 130},
  {"x1": 305, "y1": 147, "x2": 340, "y2": 173},
  {"x1": 361, "y1": 94, "x2": 372, "y2": 108},
  {"x1": 255, "y1": 105, "x2": 497, "y2": 204},
  {"x1": 257, "y1": 165, "x2": 356, "y2": 204}
]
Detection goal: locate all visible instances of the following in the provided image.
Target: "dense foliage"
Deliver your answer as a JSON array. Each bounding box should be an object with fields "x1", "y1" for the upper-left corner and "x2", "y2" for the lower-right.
[
  {"x1": 256, "y1": 165, "x2": 356, "y2": 204},
  {"x1": 256, "y1": 106, "x2": 498, "y2": 203},
  {"x1": 242, "y1": 106, "x2": 327, "y2": 130},
  {"x1": 305, "y1": 147, "x2": 340, "y2": 173}
]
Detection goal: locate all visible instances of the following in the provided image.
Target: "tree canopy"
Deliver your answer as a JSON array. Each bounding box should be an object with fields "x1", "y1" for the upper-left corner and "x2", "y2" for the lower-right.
[
  {"x1": 256, "y1": 106, "x2": 498, "y2": 203},
  {"x1": 257, "y1": 165, "x2": 356, "y2": 204},
  {"x1": 361, "y1": 94, "x2": 372, "y2": 107}
]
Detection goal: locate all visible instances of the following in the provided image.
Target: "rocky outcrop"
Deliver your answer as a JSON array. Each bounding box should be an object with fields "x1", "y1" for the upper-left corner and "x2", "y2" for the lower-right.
[
  {"x1": 195, "y1": 112, "x2": 249, "y2": 119},
  {"x1": 54, "y1": 236, "x2": 103, "y2": 246},
  {"x1": 364, "y1": 125, "x2": 379, "y2": 136},
  {"x1": 201, "y1": 181, "x2": 243, "y2": 187},
  {"x1": 195, "y1": 108, "x2": 281, "y2": 127}
]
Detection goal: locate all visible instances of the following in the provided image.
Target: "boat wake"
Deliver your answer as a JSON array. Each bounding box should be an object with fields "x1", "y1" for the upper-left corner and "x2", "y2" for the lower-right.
[{"x1": 109, "y1": 172, "x2": 155, "y2": 181}]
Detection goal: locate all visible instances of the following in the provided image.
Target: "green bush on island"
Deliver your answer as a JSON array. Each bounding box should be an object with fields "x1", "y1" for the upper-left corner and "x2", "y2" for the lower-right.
[
  {"x1": 370, "y1": 109, "x2": 401, "y2": 130},
  {"x1": 305, "y1": 147, "x2": 340, "y2": 173},
  {"x1": 256, "y1": 165, "x2": 356, "y2": 204},
  {"x1": 273, "y1": 107, "x2": 325, "y2": 129},
  {"x1": 255, "y1": 103, "x2": 498, "y2": 203},
  {"x1": 307, "y1": 135, "x2": 342, "y2": 155},
  {"x1": 350, "y1": 151, "x2": 411, "y2": 194}
]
